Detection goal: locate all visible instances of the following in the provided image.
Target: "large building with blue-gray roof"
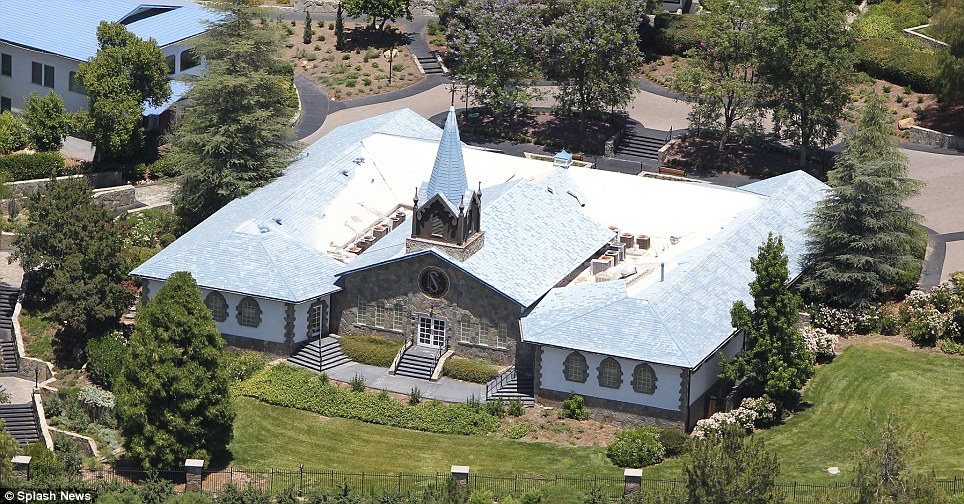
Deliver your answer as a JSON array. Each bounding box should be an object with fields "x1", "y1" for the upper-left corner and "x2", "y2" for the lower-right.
[
  {"x1": 0, "y1": 0, "x2": 210, "y2": 118},
  {"x1": 132, "y1": 107, "x2": 828, "y2": 428}
]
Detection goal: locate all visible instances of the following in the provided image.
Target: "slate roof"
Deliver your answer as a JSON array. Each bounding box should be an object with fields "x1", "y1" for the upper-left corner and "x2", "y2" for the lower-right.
[
  {"x1": 0, "y1": 0, "x2": 211, "y2": 62},
  {"x1": 521, "y1": 171, "x2": 829, "y2": 368},
  {"x1": 131, "y1": 109, "x2": 443, "y2": 302},
  {"x1": 341, "y1": 178, "x2": 616, "y2": 308}
]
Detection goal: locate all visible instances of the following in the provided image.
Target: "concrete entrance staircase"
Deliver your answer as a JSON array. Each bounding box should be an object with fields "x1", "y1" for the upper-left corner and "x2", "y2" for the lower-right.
[
  {"x1": 0, "y1": 286, "x2": 19, "y2": 375},
  {"x1": 0, "y1": 403, "x2": 42, "y2": 446},
  {"x1": 417, "y1": 54, "x2": 445, "y2": 75},
  {"x1": 394, "y1": 346, "x2": 439, "y2": 380},
  {"x1": 286, "y1": 337, "x2": 351, "y2": 373},
  {"x1": 615, "y1": 129, "x2": 667, "y2": 161},
  {"x1": 485, "y1": 368, "x2": 535, "y2": 406}
]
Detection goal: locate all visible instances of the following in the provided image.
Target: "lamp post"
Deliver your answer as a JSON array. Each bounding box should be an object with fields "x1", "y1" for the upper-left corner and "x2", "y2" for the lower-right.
[{"x1": 388, "y1": 46, "x2": 395, "y2": 85}]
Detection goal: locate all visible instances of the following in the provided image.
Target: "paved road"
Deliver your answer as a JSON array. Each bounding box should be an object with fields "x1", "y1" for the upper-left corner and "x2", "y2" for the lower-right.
[{"x1": 905, "y1": 148, "x2": 964, "y2": 287}]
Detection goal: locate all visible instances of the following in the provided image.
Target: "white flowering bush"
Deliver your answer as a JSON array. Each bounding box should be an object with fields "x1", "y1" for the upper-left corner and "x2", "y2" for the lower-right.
[
  {"x1": 77, "y1": 385, "x2": 115, "y2": 423},
  {"x1": 692, "y1": 406, "x2": 757, "y2": 440},
  {"x1": 801, "y1": 327, "x2": 839, "y2": 360},
  {"x1": 902, "y1": 289, "x2": 960, "y2": 344},
  {"x1": 740, "y1": 396, "x2": 778, "y2": 426},
  {"x1": 809, "y1": 305, "x2": 878, "y2": 335}
]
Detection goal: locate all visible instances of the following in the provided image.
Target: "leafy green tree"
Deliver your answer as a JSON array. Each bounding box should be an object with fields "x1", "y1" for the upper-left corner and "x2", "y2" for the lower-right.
[
  {"x1": 934, "y1": 0, "x2": 964, "y2": 104},
  {"x1": 853, "y1": 412, "x2": 945, "y2": 504},
  {"x1": 303, "y1": 11, "x2": 314, "y2": 45},
  {"x1": 449, "y1": 0, "x2": 542, "y2": 115},
  {"x1": 11, "y1": 178, "x2": 133, "y2": 338},
  {"x1": 722, "y1": 234, "x2": 813, "y2": 413},
  {"x1": 673, "y1": 0, "x2": 766, "y2": 151},
  {"x1": 171, "y1": 0, "x2": 297, "y2": 232},
  {"x1": 0, "y1": 111, "x2": 28, "y2": 155},
  {"x1": 77, "y1": 22, "x2": 170, "y2": 163},
  {"x1": 758, "y1": 0, "x2": 855, "y2": 166},
  {"x1": 684, "y1": 423, "x2": 784, "y2": 504},
  {"x1": 0, "y1": 420, "x2": 16, "y2": 482},
  {"x1": 116, "y1": 271, "x2": 235, "y2": 469},
  {"x1": 542, "y1": 0, "x2": 642, "y2": 120},
  {"x1": 343, "y1": 0, "x2": 412, "y2": 31},
  {"x1": 22, "y1": 92, "x2": 71, "y2": 152},
  {"x1": 800, "y1": 97, "x2": 925, "y2": 308}
]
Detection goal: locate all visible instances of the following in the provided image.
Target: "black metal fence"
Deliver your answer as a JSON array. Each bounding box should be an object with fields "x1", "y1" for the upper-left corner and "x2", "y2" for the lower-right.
[{"x1": 27, "y1": 465, "x2": 964, "y2": 503}]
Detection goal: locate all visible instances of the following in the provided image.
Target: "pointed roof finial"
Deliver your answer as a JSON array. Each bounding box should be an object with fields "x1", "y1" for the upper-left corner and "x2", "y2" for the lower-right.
[
  {"x1": 413, "y1": 186, "x2": 419, "y2": 207},
  {"x1": 426, "y1": 107, "x2": 469, "y2": 205}
]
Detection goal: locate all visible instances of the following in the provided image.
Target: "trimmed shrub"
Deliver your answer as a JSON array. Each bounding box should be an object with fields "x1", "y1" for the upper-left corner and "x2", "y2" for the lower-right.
[
  {"x1": 237, "y1": 365, "x2": 502, "y2": 435},
  {"x1": 507, "y1": 397, "x2": 524, "y2": 416},
  {"x1": 505, "y1": 422, "x2": 532, "y2": 439},
  {"x1": 86, "y1": 332, "x2": 128, "y2": 390},
  {"x1": 0, "y1": 111, "x2": 28, "y2": 155},
  {"x1": 653, "y1": 13, "x2": 705, "y2": 55},
  {"x1": 338, "y1": 334, "x2": 403, "y2": 367},
  {"x1": 606, "y1": 427, "x2": 666, "y2": 467},
  {"x1": 657, "y1": 427, "x2": 690, "y2": 457},
  {"x1": 562, "y1": 392, "x2": 589, "y2": 420},
  {"x1": 225, "y1": 351, "x2": 267, "y2": 382},
  {"x1": 855, "y1": 38, "x2": 938, "y2": 93},
  {"x1": 441, "y1": 357, "x2": 498, "y2": 383},
  {"x1": 0, "y1": 151, "x2": 65, "y2": 181}
]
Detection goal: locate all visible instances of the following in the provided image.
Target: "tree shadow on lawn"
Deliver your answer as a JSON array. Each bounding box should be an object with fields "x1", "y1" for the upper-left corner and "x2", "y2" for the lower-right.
[
  {"x1": 344, "y1": 26, "x2": 413, "y2": 51},
  {"x1": 460, "y1": 112, "x2": 620, "y2": 155},
  {"x1": 664, "y1": 136, "x2": 832, "y2": 181}
]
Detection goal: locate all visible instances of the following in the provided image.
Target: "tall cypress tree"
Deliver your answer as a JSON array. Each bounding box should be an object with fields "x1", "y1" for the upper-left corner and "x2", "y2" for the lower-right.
[
  {"x1": 722, "y1": 234, "x2": 813, "y2": 413},
  {"x1": 303, "y1": 11, "x2": 314, "y2": 45},
  {"x1": 116, "y1": 271, "x2": 235, "y2": 469},
  {"x1": 335, "y1": 3, "x2": 345, "y2": 51},
  {"x1": 800, "y1": 96, "x2": 925, "y2": 308},
  {"x1": 171, "y1": 0, "x2": 297, "y2": 232}
]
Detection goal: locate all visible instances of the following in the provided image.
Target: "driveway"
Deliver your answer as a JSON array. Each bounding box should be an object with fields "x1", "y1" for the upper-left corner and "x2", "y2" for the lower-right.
[{"x1": 904, "y1": 148, "x2": 964, "y2": 287}]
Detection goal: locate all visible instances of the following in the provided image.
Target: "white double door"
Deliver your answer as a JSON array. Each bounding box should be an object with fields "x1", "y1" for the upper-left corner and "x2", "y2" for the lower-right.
[{"x1": 417, "y1": 316, "x2": 446, "y2": 348}]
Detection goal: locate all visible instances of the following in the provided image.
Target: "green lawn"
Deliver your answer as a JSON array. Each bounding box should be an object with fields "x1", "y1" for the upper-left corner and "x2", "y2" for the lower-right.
[
  {"x1": 18, "y1": 308, "x2": 56, "y2": 363},
  {"x1": 756, "y1": 341, "x2": 964, "y2": 483},
  {"x1": 230, "y1": 341, "x2": 964, "y2": 485},
  {"x1": 230, "y1": 397, "x2": 623, "y2": 477}
]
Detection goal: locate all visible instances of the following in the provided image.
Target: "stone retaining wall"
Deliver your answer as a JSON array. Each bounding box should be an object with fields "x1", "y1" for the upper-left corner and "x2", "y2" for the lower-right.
[
  {"x1": 92, "y1": 185, "x2": 136, "y2": 214},
  {"x1": 10, "y1": 172, "x2": 123, "y2": 199},
  {"x1": 49, "y1": 428, "x2": 100, "y2": 458},
  {"x1": 909, "y1": 126, "x2": 964, "y2": 152}
]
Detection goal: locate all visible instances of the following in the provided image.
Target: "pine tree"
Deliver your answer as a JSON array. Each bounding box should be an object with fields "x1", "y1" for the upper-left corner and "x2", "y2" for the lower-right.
[
  {"x1": 116, "y1": 271, "x2": 235, "y2": 469},
  {"x1": 721, "y1": 234, "x2": 813, "y2": 413},
  {"x1": 684, "y1": 423, "x2": 784, "y2": 504},
  {"x1": 170, "y1": 0, "x2": 297, "y2": 232},
  {"x1": 335, "y1": 3, "x2": 345, "y2": 51},
  {"x1": 303, "y1": 12, "x2": 314, "y2": 45},
  {"x1": 800, "y1": 96, "x2": 925, "y2": 308}
]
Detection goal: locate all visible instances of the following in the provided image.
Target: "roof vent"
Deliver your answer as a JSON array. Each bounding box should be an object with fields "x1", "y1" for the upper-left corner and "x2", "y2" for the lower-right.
[
  {"x1": 258, "y1": 226, "x2": 269, "y2": 234},
  {"x1": 341, "y1": 168, "x2": 350, "y2": 176},
  {"x1": 274, "y1": 217, "x2": 283, "y2": 225},
  {"x1": 553, "y1": 150, "x2": 573, "y2": 169},
  {"x1": 353, "y1": 157, "x2": 365, "y2": 165},
  {"x1": 567, "y1": 190, "x2": 585, "y2": 207}
]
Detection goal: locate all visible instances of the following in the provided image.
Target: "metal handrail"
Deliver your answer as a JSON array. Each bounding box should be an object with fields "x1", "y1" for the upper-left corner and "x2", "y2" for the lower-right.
[{"x1": 485, "y1": 366, "x2": 516, "y2": 400}]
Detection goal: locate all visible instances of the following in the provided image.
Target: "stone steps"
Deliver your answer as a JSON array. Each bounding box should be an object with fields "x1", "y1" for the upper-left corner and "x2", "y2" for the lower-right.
[
  {"x1": 394, "y1": 348, "x2": 437, "y2": 380},
  {"x1": 0, "y1": 404, "x2": 41, "y2": 446},
  {"x1": 287, "y1": 337, "x2": 351, "y2": 372}
]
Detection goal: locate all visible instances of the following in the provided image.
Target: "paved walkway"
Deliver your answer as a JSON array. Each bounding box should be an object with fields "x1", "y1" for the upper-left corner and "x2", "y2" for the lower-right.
[
  {"x1": 904, "y1": 148, "x2": 964, "y2": 287},
  {"x1": 321, "y1": 361, "x2": 485, "y2": 403},
  {"x1": 0, "y1": 376, "x2": 36, "y2": 404}
]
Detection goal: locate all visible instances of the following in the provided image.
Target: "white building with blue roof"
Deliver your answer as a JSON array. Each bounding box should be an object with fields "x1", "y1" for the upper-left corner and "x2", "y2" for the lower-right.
[
  {"x1": 0, "y1": 0, "x2": 210, "y2": 116},
  {"x1": 133, "y1": 106, "x2": 828, "y2": 428}
]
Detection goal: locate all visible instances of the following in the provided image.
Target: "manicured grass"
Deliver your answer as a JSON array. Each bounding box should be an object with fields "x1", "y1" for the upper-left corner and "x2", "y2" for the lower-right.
[
  {"x1": 230, "y1": 397, "x2": 622, "y2": 477},
  {"x1": 756, "y1": 341, "x2": 964, "y2": 483},
  {"x1": 18, "y1": 308, "x2": 56, "y2": 363}
]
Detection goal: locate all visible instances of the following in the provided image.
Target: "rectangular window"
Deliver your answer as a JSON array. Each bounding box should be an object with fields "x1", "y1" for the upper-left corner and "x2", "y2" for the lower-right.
[
  {"x1": 478, "y1": 320, "x2": 490, "y2": 346},
  {"x1": 180, "y1": 49, "x2": 199, "y2": 71},
  {"x1": 165, "y1": 54, "x2": 176, "y2": 74},
  {"x1": 68, "y1": 71, "x2": 87, "y2": 95},
  {"x1": 357, "y1": 299, "x2": 368, "y2": 324},
  {"x1": 31, "y1": 62, "x2": 42, "y2": 85},
  {"x1": 392, "y1": 304, "x2": 405, "y2": 331},
  {"x1": 0, "y1": 97, "x2": 10, "y2": 112},
  {"x1": 497, "y1": 323, "x2": 508, "y2": 349},
  {"x1": 1, "y1": 54, "x2": 10, "y2": 77},
  {"x1": 32, "y1": 62, "x2": 54, "y2": 88},
  {"x1": 308, "y1": 304, "x2": 323, "y2": 336},
  {"x1": 373, "y1": 303, "x2": 385, "y2": 328},
  {"x1": 459, "y1": 317, "x2": 473, "y2": 344}
]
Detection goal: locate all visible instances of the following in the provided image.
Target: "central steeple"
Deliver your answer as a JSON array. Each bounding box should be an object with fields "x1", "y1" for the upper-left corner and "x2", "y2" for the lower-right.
[
  {"x1": 426, "y1": 107, "x2": 469, "y2": 206},
  {"x1": 407, "y1": 107, "x2": 484, "y2": 260}
]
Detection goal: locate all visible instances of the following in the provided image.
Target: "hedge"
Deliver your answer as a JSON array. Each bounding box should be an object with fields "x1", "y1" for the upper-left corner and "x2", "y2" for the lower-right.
[
  {"x1": 653, "y1": 13, "x2": 705, "y2": 55},
  {"x1": 236, "y1": 364, "x2": 503, "y2": 435},
  {"x1": 855, "y1": 38, "x2": 938, "y2": 93},
  {"x1": 442, "y1": 357, "x2": 499, "y2": 384},
  {"x1": 339, "y1": 334, "x2": 403, "y2": 368},
  {"x1": 0, "y1": 151, "x2": 65, "y2": 181}
]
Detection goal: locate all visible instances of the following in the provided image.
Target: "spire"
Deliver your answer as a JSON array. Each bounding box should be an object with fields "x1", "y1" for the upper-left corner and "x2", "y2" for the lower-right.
[{"x1": 426, "y1": 107, "x2": 469, "y2": 205}]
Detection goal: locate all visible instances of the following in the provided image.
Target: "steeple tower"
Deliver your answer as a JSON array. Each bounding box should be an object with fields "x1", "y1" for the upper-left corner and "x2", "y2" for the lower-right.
[{"x1": 407, "y1": 107, "x2": 484, "y2": 260}]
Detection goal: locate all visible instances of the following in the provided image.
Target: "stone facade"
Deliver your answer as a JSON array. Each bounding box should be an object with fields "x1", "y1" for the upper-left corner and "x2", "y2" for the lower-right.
[
  {"x1": 221, "y1": 332, "x2": 292, "y2": 358},
  {"x1": 537, "y1": 388, "x2": 683, "y2": 428},
  {"x1": 332, "y1": 253, "x2": 525, "y2": 368}
]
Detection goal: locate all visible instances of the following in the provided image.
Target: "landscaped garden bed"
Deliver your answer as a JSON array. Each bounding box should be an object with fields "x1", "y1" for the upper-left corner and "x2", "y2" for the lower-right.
[
  {"x1": 282, "y1": 20, "x2": 423, "y2": 100},
  {"x1": 662, "y1": 136, "x2": 829, "y2": 179},
  {"x1": 338, "y1": 334, "x2": 403, "y2": 367}
]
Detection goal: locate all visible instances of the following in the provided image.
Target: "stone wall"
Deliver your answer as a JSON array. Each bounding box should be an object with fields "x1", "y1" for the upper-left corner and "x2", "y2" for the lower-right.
[
  {"x1": 9, "y1": 172, "x2": 123, "y2": 199},
  {"x1": 92, "y1": 185, "x2": 136, "y2": 214},
  {"x1": 332, "y1": 253, "x2": 524, "y2": 368},
  {"x1": 909, "y1": 126, "x2": 964, "y2": 152},
  {"x1": 538, "y1": 388, "x2": 683, "y2": 428},
  {"x1": 49, "y1": 428, "x2": 99, "y2": 458}
]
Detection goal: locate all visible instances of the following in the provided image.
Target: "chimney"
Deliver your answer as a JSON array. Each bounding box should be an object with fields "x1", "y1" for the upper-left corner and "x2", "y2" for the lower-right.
[
  {"x1": 373, "y1": 224, "x2": 389, "y2": 240},
  {"x1": 619, "y1": 233, "x2": 634, "y2": 248},
  {"x1": 636, "y1": 235, "x2": 651, "y2": 250}
]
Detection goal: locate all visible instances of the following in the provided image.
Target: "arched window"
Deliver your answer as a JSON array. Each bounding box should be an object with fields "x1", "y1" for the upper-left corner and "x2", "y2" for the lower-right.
[
  {"x1": 563, "y1": 351, "x2": 588, "y2": 383},
  {"x1": 632, "y1": 363, "x2": 658, "y2": 394},
  {"x1": 236, "y1": 296, "x2": 262, "y2": 327},
  {"x1": 597, "y1": 357, "x2": 622, "y2": 389},
  {"x1": 204, "y1": 291, "x2": 228, "y2": 322}
]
